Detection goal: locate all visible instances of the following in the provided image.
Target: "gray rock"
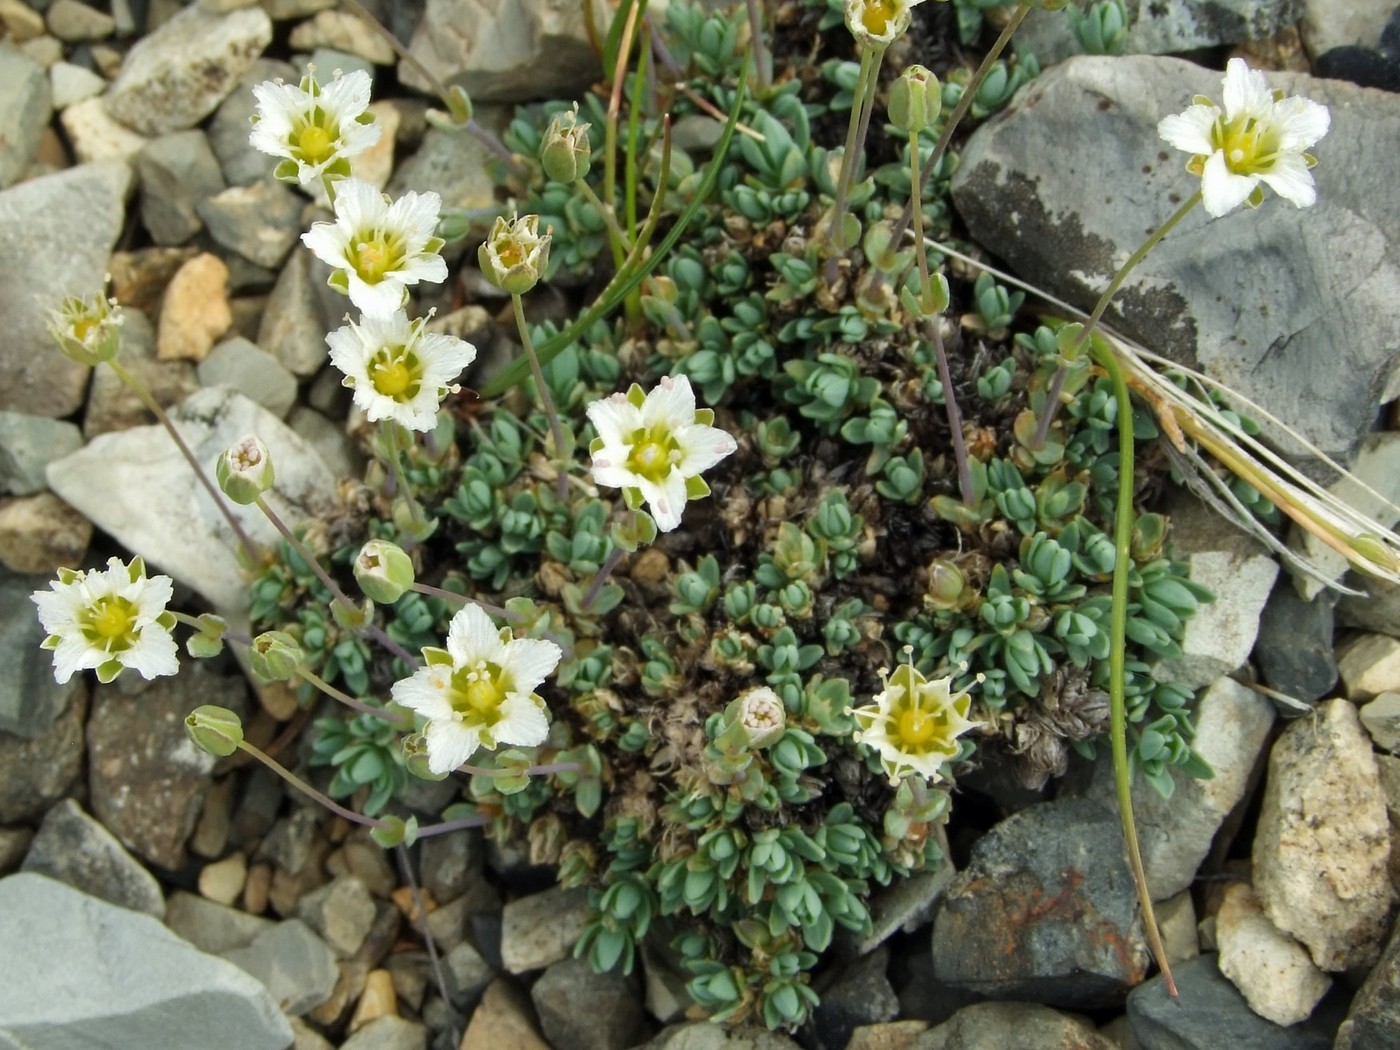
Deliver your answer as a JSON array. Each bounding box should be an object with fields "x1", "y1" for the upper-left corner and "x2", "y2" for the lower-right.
[
  {"x1": 22, "y1": 798, "x2": 165, "y2": 917},
  {"x1": 49, "y1": 385, "x2": 340, "y2": 612},
  {"x1": 197, "y1": 178, "x2": 305, "y2": 269},
  {"x1": 165, "y1": 889, "x2": 275, "y2": 954},
  {"x1": 209, "y1": 57, "x2": 298, "y2": 187},
  {"x1": 0, "y1": 411, "x2": 83, "y2": 495},
  {"x1": 916, "y1": 1001, "x2": 1117, "y2": 1050},
  {"x1": 0, "y1": 681, "x2": 86, "y2": 823},
  {"x1": 82, "y1": 306, "x2": 201, "y2": 438},
  {"x1": 47, "y1": 0, "x2": 114, "y2": 41},
  {"x1": 105, "y1": 3, "x2": 272, "y2": 135},
  {"x1": 199, "y1": 337, "x2": 298, "y2": 418},
  {"x1": 638, "y1": 1023, "x2": 803, "y2": 1050},
  {"x1": 294, "y1": 47, "x2": 374, "y2": 83},
  {"x1": 801, "y1": 948, "x2": 897, "y2": 1050},
  {"x1": 1301, "y1": 0, "x2": 1394, "y2": 56},
  {"x1": 949, "y1": 56, "x2": 1400, "y2": 463},
  {"x1": 443, "y1": 938, "x2": 494, "y2": 1009},
  {"x1": 223, "y1": 918, "x2": 338, "y2": 1016},
  {"x1": 1361, "y1": 692, "x2": 1400, "y2": 751},
  {"x1": 419, "y1": 828, "x2": 484, "y2": 904},
  {"x1": 0, "y1": 827, "x2": 32, "y2": 875},
  {"x1": 1254, "y1": 697, "x2": 1394, "y2": 972},
  {"x1": 1339, "y1": 575, "x2": 1400, "y2": 636},
  {"x1": 0, "y1": 45, "x2": 52, "y2": 188},
  {"x1": 1254, "y1": 578, "x2": 1337, "y2": 702},
  {"x1": 137, "y1": 129, "x2": 228, "y2": 245},
  {"x1": 255, "y1": 803, "x2": 321, "y2": 875},
  {"x1": 532, "y1": 955, "x2": 646, "y2": 1050},
  {"x1": 62, "y1": 93, "x2": 151, "y2": 163},
  {"x1": 48, "y1": 60, "x2": 106, "y2": 109},
  {"x1": 388, "y1": 120, "x2": 501, "y2": 214},
  {"x1": 340, "y1": 1015, "x2": 428, "y2": 1050},
  {"x1": 87, "y1": 658, "x2": 247, "y2": 870},
  {"x1": 288, "y1": 9, "x2": 395, "y2": 64},
  {"x1": 0, "y1": 161, "x2": 127, "y2": 418},
  {"x1": 0, "y1": 872, "x2": 292, "y2": 1049},
  {"x1": 931, "y1": 797, "x2": 1148, "y2": 1007},
  {"x1": 400, "y1": 0, "x2": 598, "y2": 103},
  {"x1": 841, "y1": 859, "x2": 955, "y2": 955},
  {"x1": 500, "y1": 885, "x2": 593, "y2": 973},
  {"x1": 1071, "y1": 676, "x2": 1275, "y2": 900},
  {"x1": 1153, "y1": 494, "x2": 1278, "y2": 691},
  {"x1": 1127, "y1": 954, "x2": 1346, "y2": 1050},
  {"x1": 0, "y1": 568, "x2": 81, "y2": 739},
  {"x1": 1336, "y1": 913, "x2": 1400, "y2": 1048},
  {"x1": 297, "y1": 875, "x2": 376, "y2": 957},
  {"x1": 259, "y1": 250, "x2": 335, "y2": 376},
  {"x1": 288, "y1": 406, "x2": 361, "y2": 480}
]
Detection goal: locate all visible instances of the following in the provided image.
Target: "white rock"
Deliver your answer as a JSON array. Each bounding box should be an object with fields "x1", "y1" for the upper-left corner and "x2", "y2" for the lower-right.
[
  {"x1": 49, "y1": 61, "x2": 107, "y2": 110},
  {"x1": 60, "y1": 95, "x2": 149, "y2": 163},
  {"x1": 1253, "y1": 698, "x2": 1394, "y2": 971},
  {"x1": 46, "y1": 386, "x2": 338, "y2": 613},
  {"x1": 1340, "y1": 634, "x2": 1400, "y2": 701},
  {"x1": 1216, "y1": 882, "x2": 1332, "y2": 1027},
  {"x1": 104, "y1": 3, "x2": 272, "y2": 136},
  {"x1": 1361, "y1": 692, "x2": 1400, "y2": 752},
  {"x1": 288, "y1": 10, "x2": 395, "y2": 64}
]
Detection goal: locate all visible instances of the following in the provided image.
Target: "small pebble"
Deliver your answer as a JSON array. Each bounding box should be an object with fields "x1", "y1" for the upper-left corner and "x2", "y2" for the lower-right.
[
  {"x1": 157, "y1": 253, "x2": 231, "y2": 361},
  {"x1": 199, "y1": 851, "x2": 249, "y2": 906}
]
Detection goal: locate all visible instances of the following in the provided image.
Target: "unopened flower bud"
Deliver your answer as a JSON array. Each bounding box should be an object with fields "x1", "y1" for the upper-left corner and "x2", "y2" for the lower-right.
[
  {"x1": 889, "y1": 65, "x2": 942, "y2": 134},
  {"x1": 369, "y1": 813, "x2": 420, "y2": 848},
  {"x1": 540, "y1": 105, "x2": 592, "y2": 183},
  {"x1": 402, "y1": 733, "x2": 450, "y2": 781},
  {"x1": 185, "y1": 704, "x2": 244, "y2": 757},
  {"x1": 49, "y1": 289, "x2": 123, "y2": 366},
  {"x1": 924, "y1": 559, "x2": 967, "y2": 611},
  {"x1": 217, "y1": 435, "x2": 275, "y2": 505},
  {"x1": 249, "y1": 630, "x2": 303, "y2": 682},
  {"x1": 726, "y1": 687, "x2": 787, "y2": 749},
  {"x1": 478, "y1": 213, "x2": 551, "y2": 295},
  {"x1": 355, "y1": 540, "x2": 416, "y2": 604}
]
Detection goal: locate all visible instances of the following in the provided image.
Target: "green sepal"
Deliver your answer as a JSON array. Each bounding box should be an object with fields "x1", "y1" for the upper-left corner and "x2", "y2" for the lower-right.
[
  {"x1": 370, "y1": 814, "x2": 420, "y2": 849},
  {"x1": 422, "y1": 646, "x2": 453, "y2": 667},
  {"x1": 273, "y1": 159, "x2": 301, "y2": 182}
]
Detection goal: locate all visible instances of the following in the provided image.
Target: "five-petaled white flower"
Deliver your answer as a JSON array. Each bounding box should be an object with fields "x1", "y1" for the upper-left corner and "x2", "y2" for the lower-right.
[
  {"x1": 301, "y1": 178, "x2": 448, "y2": 318},
  {"x1": 849, "y1": 663, "x2": 978, "y2": 785},
  {"x1": 844, "y1": 0, "x2": 924, "y2": 47},
  {"x1": 31, "y1": 556, "x2": 179, "y2": 685},
  {"x1": 391, "y1": 604, "x2": 562, "y2": 775},
  {"x1": 1157, "y1": 58, "x2": 1330, "y2": 218},
  {"x1": 327, "y1": 310, "x2": 476, "y2": 431},
  {"x1": 586, "y1": 375, "x2": 738, "y2": 533},
  {"x1": 249, "y1": 68, "x2": 381, "y2": 186}
]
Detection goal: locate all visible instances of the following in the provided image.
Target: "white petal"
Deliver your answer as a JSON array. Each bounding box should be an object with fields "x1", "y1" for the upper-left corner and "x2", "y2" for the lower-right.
[
  {"x1": 446, "y1": 604, "x2": 506, "y2": 666},
  {"x1": 135, "y1": 574, "x2": 174, "y2": 621},
  {"x1": 387, "y1": 190, "x2": 443, "y2": 245},
  {"x1": 346, "y1": 274, "x2": 407, "y2": 319},
  {"x1": 332, "y1": 177, "x2": 385, "y2": 229},
  {"x1": 641, "y1": 374, "x2": 696, "y2": 429},
  {"x1": 1273, "y1": 97, "x2": 1330, "y2": 152},
  {"x1": 586, "y1": 394, "x2": 641, "y2": 448},
  {"x1": 1200, "y1": 151, "x2": 1257, "y2": 217},
  {"x1": 1222, "y1": 58, "x2": 1271, "y2": 119},
  {"x1": 321, "y1": 69, "x2": 374, "y2": 120},
  {"x1": 495, "y1": 693, "x2": 550, "y2": 749},
  {"x1": 391, "y1": 666, "x2": 457, "y2": 721},
  {"x1": 31, "y1": 586, "x2": 75, "y2": 636},
  {"x1": 418, "y1": 332, "x2": 477, "y2": 383},
  {"x1": 1258, "y1": 152, "x2": 1317, "y2": 208},
  {"x1": 120, "y1": 627, "x2": 180, "y2": 680},
  {"x1": 394, "y1": 252, "x2": 448, "y2": 287},
  {"x1": 590, "y1": 461, "x2": 637, "y2": 491},
  {"x1": 1157, "y1": 105, "x2": 1217, "y2": 156},
  {"x1": 302, "y1": 222, "x2": 351, "y2": 270},
  {"x1": 640, "y1": 470, "x2": 688, "y2": 532},
  {"x1": 50, "y1": 635, "x2": 94, "y2": 683},
  {"x1": 501, "y1": 637, "x2": 562, "y2": 695},
  {"x1": 425, "y1": 719, "x2": 480, "y2": 774},
  {"x1": 673, "y1": 423, "x2": 737, "y2": 477}
]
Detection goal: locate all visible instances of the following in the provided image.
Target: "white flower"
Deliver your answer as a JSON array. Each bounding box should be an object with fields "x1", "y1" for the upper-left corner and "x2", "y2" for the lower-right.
[
  {"x1": 586, "y1": 375, "x2": 737, "y2": 533},
  {"x1": 327, "y1": 310, "x2": 476, "y2": 431},
  {"x1": 301, "y1": 178, "x2": 448, "y2": 318},
  {"x1": 849, "y1": 664, "x2": 978, "y2": 785},
  {"x1": 391, "y1": 604, "x2": 562, "y2": 775},
  {"x1": 1157, "y1": 58, "x2": 1330, "y2": 218},
  {"x1": 31, "y1": 556, "x2": 179, "y2": 685},
  {"x1": 844, "y1": 0, "x2": 924, "y2": 47},
  {"x1": 250, "y1": 68, "x2": 381, "y2": 186}
]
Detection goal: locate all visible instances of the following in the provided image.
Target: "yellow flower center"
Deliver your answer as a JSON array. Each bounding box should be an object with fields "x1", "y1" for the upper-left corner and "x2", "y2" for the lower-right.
[
  {"x1": 85, "y1": 596, "x2": 137, "y2": 648},
  {"x1": 625, "y1": 425, "x2": 680, "y2": 483},
  {"x1": 293, "y1": 119, "x2": 336, "y2": 166},
  {"x1": 450, "y1": 662, "x2": 509, "y2": 724},
  {"x1": 1213, "y1": 115, "x2": 1280, "y2": 175},
  {"x1": 860, "y1": 0, "x2": 898, "y2": 37},
  {"x1": 349, "y1": 233, "x2": 403, "y2": 284},
  {"x1": 369, "y1": 346, "x2": 421, "y2": 401},
  {"x1": 896, "y1": 705, "x2": 939, "y2": 746}
]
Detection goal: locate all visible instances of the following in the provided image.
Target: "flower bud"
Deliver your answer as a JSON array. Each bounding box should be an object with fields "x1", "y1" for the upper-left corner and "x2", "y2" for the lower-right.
[
  {"x1": 49, "y1": 290, "x2": 123, "y2": 366},
  {"x1": 249, "y1": 630, "x2": 303, "y2": 682},
  {"x1": 844, "y1": 0, "x2": 916, "y2": 47},
  {"x1": 403, "y1": 733, "x2": 450, "y2": 781},
  {"x1": 186, "y1": 613, "x2": 228, "y2": 659},
  {"x1": 540, "y1": 106, "x2": 592, "y2": 183},
  {"x1": 889, "y1": 65, "x2": 942, "y2": 134},
  {"x1": 478, "y1": 213, "x2": 551, "y2": 295},
  {"x1": 355, "y1": 540, "x2": 416, "y2": 604},
  {"x1": 725, "y1": 687, "x2": 787, "y2": 749},
  {"x1": 369, "y1": 813, "x2": 420, "y2": 849},
  {"x1": 924, "y1": 559, "x2": 967, "y2": 611},
  {"x1": 185, "y1": 704, "x2": 244, "y2": 757},
  {"x1": 217, "y1": 435, "x2": 275, "y2": 505}
]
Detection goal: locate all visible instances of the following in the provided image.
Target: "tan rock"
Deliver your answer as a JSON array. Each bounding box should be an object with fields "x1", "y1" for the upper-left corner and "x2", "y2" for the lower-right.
[
  {"x1": 0, "y1": 492, "x2": 92, "y2": 574},
  {"x1": 0, "y1": 0, "x2": 46, "y2": 41},
  {"x1": 59, "y1": 96, "x2": 149, "y2": 164},
  {"x1": 198, "y1": 851, "x2": 248, "y2": 906},
  {"x1": 845, "y1": 1020, "x2": 930, "y2": 1050},
  {"x1": 459, "y1": 978, "x2": 549, "y2": 1050},
  {"x1": 288, "y1": 10, "x2": 395, "y2": 64},
  {"x1": 1340, "y1": 634, "x2": 1400, "y2": 701},
  {"x1": 243, "y1": 860, "x2": 272, "y2": 915},
  {"x1": 347, "y1": 967, "x2": 397, "y2": 1032},
  {"x1": 1216, "y1": 882, "x2": 1332, "y2": 1026},
  {"x1": 158, "y1": 253, "x2": 231, "y2": 361}
]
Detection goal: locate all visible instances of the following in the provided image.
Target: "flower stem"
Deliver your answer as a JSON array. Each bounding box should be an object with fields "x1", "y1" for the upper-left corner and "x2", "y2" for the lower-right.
[
  {"x1": 1093, "y1": 341, "x2": 1178, "y2": 1000},
  {"x1": 253, "y1": 495, "x2": 419, "y2": 668},
  {"x1": 379, "y1": 420, "x2": 429, "y2": 534},
  {"x1": 511, "y1": 293, "x2": 571, "y2": 499},
  {"x1": 826, "y1": 44, "x2": 881, "y2": 270},
  {"x1": 909, "y1": 129, "x2": 974, "y2": 506},
  {"x1": 576, "y1": 178, "x2": 633, "y2": 256},
  {"x1": 106, "y1": 359, "x2": 260, "y2": 563},
  {"x1": 394, "y1": 845, "x2": 460, "y2": 1045},
  {"x1": 236, "y1": 737, "x2": 388, "y2": 830},
  {"x1": 1032, "y1": 191, "x2": 1202, "y2": 446},
  {"x1": 457, "y1": 760, "x2": 581, "y2": 778},
  {"x1": 297, "y1": 666, "x2": 412, "y2": 728},
  {"x1": 743, "y1": 0, "x2": 773, "y2": 94},
  {"x1": 582, "y1": 544, "x2": 627, "y2": 612}
]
